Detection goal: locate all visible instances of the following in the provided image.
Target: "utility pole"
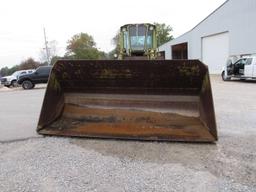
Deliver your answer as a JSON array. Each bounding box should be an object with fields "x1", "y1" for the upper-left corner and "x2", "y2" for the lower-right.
[{"x1": 43, "y1": 28, "x2": 50, "y2": 65}]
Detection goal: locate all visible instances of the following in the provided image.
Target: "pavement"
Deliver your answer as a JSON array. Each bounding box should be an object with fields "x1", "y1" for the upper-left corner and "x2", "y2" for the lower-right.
[
  {"x1": 0, "y1": 85, "x2": 45, "y2": 142},
  {"x1": 0, "y1": 77, "x2": 255, "y2": 191}
]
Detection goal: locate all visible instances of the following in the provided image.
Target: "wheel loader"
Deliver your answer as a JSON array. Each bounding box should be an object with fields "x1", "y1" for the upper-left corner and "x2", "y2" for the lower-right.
[{"x1": 37, "y1": 23, "x2": 217, "y2": 142}]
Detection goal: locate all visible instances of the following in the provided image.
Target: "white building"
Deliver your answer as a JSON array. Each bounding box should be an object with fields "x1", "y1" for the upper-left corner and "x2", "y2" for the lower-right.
[{"x1": 159, "y1": 0, "x2": 256, "y2": 73}]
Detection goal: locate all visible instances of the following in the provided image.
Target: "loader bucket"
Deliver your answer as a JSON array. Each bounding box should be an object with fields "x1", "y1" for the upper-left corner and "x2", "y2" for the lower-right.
[{"x1": 37, "y1": 60, "x2": 217, "y2": 142}]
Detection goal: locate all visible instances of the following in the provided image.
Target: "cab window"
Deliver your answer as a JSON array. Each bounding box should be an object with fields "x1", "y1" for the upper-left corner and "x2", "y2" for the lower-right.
[
  {"x1": 36, "y1": 67, "x2": 50, "y2": 74},
  {"x1": 235, "y1": 59, "x2": 246, "y2": 65},
  {"x1": 245, "y1": 58, "x2": 253, "y2": 65}
]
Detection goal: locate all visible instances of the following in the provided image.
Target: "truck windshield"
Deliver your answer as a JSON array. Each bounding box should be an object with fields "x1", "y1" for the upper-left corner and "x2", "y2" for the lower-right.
[{"x1": 129, "y1": 25, "x2": 147, "y2": 51}]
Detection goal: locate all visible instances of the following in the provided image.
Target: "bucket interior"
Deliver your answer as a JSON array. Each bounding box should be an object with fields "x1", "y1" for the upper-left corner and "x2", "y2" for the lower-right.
[{"x1": 38, "y1": 60, "x2": 217, "y2": 142}]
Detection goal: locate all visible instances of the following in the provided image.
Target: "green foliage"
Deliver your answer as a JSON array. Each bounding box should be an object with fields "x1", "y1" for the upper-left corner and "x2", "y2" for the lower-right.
[
  {"x1": 153, "y1": 23, "x2": 174, "y2": 46},
  {"x1": 65, "y1": 33, "x2": 105, "y2": 59},
  {"x1": 109, "y1": 32, "x2": 120, "y2": 59},
  {"x1": 0, "y1": 58, "x2": 41, "y2": 77},
  {"x1": 8, "y1": 66, "x2": 19, "y2": 75},
  {"x1": 98, "y1": 51, "x2": 108, "y2": 59},
  {"x1": 0, "y1": 65, "x2": 20, "y2": 77},
  {"x1": 108, "y1": 49, "x2": 118, "y2": 59},
  {"x1": 0, "y1": 67, "x2": 10, "y2": 77}
]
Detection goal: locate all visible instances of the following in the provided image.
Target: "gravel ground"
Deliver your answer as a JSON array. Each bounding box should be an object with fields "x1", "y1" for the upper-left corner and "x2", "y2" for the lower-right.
[
  {"x1": 0, "y1": 137, "x2": 253, "y2": 192},
  {"x1": 0, "y1": 76, "x2": 255, "y2": 192}
]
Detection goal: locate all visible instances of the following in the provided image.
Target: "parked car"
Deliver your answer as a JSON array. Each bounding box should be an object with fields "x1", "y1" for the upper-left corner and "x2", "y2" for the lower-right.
[
  {"x1": 221, "y1": 56, "x2": 256, "y2": 81},
  {"x1": 17, "y1": 66, "x2": 52, "y2": 89},
  {"x1": 0, "y1": 69, "x2": 35, "y2": 87}
]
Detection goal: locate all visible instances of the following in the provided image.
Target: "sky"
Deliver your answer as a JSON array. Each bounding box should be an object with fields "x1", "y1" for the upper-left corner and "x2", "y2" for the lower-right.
[{"x1": 0, "y1": 0, "x2": 226, "y2": 68}]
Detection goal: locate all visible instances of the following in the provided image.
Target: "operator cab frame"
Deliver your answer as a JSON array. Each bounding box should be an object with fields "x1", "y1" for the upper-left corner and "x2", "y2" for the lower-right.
[{"x1": 119, "y1": 23, "x2": 158, "y2": 59}]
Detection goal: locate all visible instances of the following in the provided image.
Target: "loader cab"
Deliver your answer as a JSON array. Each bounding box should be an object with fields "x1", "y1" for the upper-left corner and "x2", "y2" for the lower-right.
[{"x1": 119, "y1": 23, "x2": 158, "y2": 59}]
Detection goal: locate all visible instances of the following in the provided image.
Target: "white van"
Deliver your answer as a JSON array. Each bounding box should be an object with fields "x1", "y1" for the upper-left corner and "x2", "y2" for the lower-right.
[{"x1": 221, "y1": 56, "x2": 256, "y2": 81}]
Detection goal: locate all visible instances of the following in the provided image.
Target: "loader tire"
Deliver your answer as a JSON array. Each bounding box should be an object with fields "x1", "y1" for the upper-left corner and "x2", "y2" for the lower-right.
[{"x1": 22, "y1": 80, "x2": 34, "y2": 90}]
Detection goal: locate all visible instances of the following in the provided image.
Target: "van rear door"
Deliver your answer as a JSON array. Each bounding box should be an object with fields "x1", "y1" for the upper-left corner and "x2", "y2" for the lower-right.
[
  {"x1": 244, "y1": 58, "x2": 253, "y2": 77},
  {"x1": 253, "y1": 58, "x2": 256, "y2": 78}
]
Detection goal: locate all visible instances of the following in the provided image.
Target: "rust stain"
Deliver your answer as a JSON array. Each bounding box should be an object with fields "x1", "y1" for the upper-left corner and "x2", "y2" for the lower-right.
[
  {"x1": 44, "y1": 104, "x2": 215, "y2": 141},
  {"x1": 98, "y1": 69, "x2": 133, "y2": 79}
]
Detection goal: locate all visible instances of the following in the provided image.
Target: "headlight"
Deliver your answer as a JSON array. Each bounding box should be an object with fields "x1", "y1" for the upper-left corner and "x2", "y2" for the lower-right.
[{"x1": 149, "y1": 26, "x2": 154, "y2": 31}]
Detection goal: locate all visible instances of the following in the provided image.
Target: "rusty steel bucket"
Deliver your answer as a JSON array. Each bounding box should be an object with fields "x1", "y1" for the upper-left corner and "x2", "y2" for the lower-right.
[{"x1": 37, "y1": 60, "x2": 217, "y2": 142}]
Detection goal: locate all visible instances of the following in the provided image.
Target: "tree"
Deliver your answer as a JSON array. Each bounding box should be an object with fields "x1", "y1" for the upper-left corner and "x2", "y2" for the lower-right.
[
  {"x1": 65, "y1": 33, "x2": 104, "y2": 59},
  {"x1": 154, "y1": 23, "x2": 174, "y2": 46},
  {"x1": 8, "y1": 65, "x2": 19, "y2": 75},
  {"x1": 0, "y1": 58, "x2": 42, "y2": 77},
  {"x1": 108, "y1": 31, "x2": 120, "y2": 59},
  {"x1": 19, "y1": 58, "x2": 41, "y2": 70},
  {"x1": 0, "y1": 67, "x2": 10, "y2": 77},
  {"x1": 0, "y1": 65, "x2": 19, "y2": 76}
]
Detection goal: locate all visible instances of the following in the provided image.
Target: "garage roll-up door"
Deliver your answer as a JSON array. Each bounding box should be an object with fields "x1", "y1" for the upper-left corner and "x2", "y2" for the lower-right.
[{"x1": 202, "y1": 32, "x2": 229, "y2": 74}]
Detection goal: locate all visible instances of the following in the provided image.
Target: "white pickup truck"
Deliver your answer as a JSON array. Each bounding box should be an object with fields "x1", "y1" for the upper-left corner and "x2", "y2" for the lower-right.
[
  {"x1": 221, "y1": 56, "x2": 256, "y2": 81},
  {"x1": 0, "y1": 69, "x2": 35, "y2": 87}
]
